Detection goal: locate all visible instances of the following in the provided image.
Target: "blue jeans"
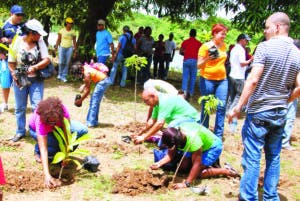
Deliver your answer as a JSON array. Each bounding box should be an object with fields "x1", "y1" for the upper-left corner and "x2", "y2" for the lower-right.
[
  {"x1": 29, "y1": 120, "x2": 88, "y2": 157},
  {"x1": 182, "y1": 59, "x2": 197, "y2": 95},
  {"x1": 240, "y1": 108, "x2": 287, "y2": 201},
  {"x1": 13, "y1": 80, "x2": 44, "y2": 136},
  {"x1": 97, "y1": 55, "x2": 109, "y2": 64},
  {"x1": 164, "y1": 54, "x2": 172, "y2": 78},
  {"x1": 138, "y1": 54, "x2": 152, "y2": 84},
  {"x1": 199, "y1": 77, "x2": 228, "y2": 139},
  {"x1": 58, "y1": 46, "x2": 73, "y2": 80},
  {"x1": 282, "y1": 99, "x2": 297, "y2": 147},
  {"x1": 110, "y1": 53, "x2": 127, "y2": 87},
  {"x1": 227, "y1": 77, "x2": 244, "y2": 112},
  {"x1": 86, "y1": 78, "x2": 111, "y2": 127}
]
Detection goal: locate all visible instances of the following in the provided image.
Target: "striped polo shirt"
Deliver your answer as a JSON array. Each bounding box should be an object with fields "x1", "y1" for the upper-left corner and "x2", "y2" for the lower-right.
[{"x1": 247, "y1": 36, "x2": 300, "y2": 113}]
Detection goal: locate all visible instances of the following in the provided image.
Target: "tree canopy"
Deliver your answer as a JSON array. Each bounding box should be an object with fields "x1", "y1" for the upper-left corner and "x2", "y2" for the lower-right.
[{"x1": 1, "y1": 0, "x2": 300, "y2": 58}]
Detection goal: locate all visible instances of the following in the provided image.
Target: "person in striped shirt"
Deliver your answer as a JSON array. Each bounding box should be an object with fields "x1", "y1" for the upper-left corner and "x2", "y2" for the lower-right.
[{"x1": 228, "y1": 12, "x2": 300, "y2": 201}]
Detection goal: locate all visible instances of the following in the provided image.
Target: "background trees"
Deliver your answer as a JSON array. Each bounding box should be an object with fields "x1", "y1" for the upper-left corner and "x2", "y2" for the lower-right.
[{"x1": 1, "y1": 0, "x2": 300, "y2": 58}]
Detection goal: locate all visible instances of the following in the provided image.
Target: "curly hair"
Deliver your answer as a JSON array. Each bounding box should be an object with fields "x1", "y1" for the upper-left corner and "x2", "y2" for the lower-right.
[{"x1": 36, "y1": 97, "x2": 64, "y2": 124}]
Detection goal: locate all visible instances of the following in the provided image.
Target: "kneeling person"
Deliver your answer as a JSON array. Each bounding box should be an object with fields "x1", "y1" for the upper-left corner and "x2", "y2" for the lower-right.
[
  {"x1": 150, "y1": 122, "x2": 239, "y2": 189},
  {"x1": 29, "y1": 97, "x2": 88, "y2": 188}
]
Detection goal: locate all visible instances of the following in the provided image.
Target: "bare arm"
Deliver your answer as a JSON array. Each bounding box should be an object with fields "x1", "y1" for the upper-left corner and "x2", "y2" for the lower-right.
[
  {"x1": 37, "y1": 134, "x2": 61, "y2": 188},
  {"x1": 55, "y1": 33, "x2": 62, "y2": 50},
  {"x1": 133, "y1": 119, "x2": 164, "y2": 144},
  {"x1": 227, "y1": 65, "x2": 264, "y2": 122},
  {"x1": 110, "y1": 42, "x2": 115, "y2": 62},
  {"x1": 288, "y1": 71, "x2": 300, "y2": 102},
  {"x1": 75, "y1": 72, "x2": 91, "y2": 106},
  {"x1": 150, "y1": 147, "x2": 176, "y2": 169}
]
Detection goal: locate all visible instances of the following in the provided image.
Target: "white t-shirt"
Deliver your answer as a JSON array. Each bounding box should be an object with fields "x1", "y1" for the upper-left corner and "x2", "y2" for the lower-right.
[
  {"x1": 164, "y1": 40, "x2": 176, "y2": 54},
  {"x1": 8, "y1": 36, "x2": 49, "y2": 77},
  {"x1": 229, "y1": 43, "x2": 246, "y2": 79}
]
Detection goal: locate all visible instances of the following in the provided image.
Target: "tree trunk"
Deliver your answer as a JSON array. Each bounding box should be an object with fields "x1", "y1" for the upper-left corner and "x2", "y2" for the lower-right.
[{"x1": 77, "y1": 0, "x2": 117, "y2": 61}]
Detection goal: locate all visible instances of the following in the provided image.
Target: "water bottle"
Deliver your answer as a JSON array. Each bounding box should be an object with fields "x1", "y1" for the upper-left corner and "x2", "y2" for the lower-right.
[{"x1": 229, "y1": 118, "x2": 238, "y2": 134}]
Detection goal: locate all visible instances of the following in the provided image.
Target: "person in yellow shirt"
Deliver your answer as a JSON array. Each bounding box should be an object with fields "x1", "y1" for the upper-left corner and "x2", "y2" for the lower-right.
[
  {"x1": 197, "y1": 23, "x2": 228, "y2": 168},
  {"x1": 55, "y1": 17, "x2": 76, "y2": 82}
]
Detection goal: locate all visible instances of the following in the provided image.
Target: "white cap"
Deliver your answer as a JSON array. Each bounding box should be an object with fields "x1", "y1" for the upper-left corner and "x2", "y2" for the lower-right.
[{"x1": 25, "y1": 19, "x2": 47, "y2": 36}]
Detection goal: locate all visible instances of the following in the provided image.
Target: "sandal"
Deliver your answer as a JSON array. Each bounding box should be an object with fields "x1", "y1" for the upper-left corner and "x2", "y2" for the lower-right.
[
  {"x1": 224, "y1": 162, "x2": 240, "y2": 178},
  {"x1": 34, "y1": 153, "x2": 41, "y2": 163}
]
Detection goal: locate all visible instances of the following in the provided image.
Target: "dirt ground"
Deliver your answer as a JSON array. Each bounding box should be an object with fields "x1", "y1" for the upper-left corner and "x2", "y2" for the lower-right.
[{"x1": 0, "y1": 76, "x2": 300, "y2": 201}]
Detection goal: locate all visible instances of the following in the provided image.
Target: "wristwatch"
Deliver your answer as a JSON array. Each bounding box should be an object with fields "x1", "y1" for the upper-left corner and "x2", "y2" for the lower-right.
[{"x1": 185, "y1": 181, "x2": 191, "y2": 187}]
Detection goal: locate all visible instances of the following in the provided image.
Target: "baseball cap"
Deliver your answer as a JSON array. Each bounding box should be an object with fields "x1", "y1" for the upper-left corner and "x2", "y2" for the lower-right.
[
  {"x1": 66, "y1": 17, "x2": 74, "y2": 24},
  {"x1": 123, "y1": 25, "x2": 130, "y2": 32},
  {"x1": 237, "y1": 33, "x2": 251, "y2": 41},
  {"x1": 10, "y1": 5, "x2": 25, "y2": 15},
  {"x1": 25, "y1": 19, "x2": 48, "y2": 36},
  {"x1": 97, "y1": 19, "x2": 105, "y2": 25}
]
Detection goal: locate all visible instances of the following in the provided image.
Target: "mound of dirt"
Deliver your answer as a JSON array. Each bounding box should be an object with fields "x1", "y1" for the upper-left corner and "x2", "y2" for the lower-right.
[
  {"x1": 112, "y1": 168, "x2": 172, "y2": 196},
  {"x1": 4, "y1": 169, "x2": 45, "y2": 192},
  {"x1": 114, "y1": 122, "x2": 145, "y2": 133}
]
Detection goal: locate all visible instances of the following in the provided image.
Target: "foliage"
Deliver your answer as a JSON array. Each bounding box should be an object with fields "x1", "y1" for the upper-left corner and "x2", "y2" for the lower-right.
[
  {"x1": 124, "y1": 54, "x2": 148, "y2": 121},
  {"x1": 198, "y1": 95, "x2": 222, "y2": 116},
  {"x1": 52, "y1": 117, "x2": 91, "y2": 178}
]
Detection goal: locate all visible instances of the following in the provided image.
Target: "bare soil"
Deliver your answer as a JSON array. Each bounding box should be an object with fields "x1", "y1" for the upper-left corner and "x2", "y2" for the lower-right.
[{"x1": 1, "y1": 76, "x2": 300, "y2": 201}]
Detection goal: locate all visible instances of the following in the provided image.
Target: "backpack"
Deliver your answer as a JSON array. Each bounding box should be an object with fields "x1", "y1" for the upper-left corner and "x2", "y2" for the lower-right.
[{"x1": 122, "y1": 34, "x2": 134, "y2": 58}]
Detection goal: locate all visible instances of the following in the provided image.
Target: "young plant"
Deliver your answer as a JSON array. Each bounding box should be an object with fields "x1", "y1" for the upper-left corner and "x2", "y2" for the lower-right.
[
  {"x1": 52, "y1": 117, "x2": 91, "y2": 179},
  {"x1": 124, "y1": 55, "x2": 148, "y2": 121}
]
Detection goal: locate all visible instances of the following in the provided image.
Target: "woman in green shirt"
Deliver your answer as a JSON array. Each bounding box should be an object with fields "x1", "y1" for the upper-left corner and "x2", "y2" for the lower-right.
[{"x1": 150, "y1": 122, "x2": 240, "y2": 189}]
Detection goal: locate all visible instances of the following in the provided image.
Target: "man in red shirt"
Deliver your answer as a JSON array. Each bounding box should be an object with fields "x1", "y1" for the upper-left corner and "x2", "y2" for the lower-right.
[{"x1": 180, "y1": 29, "x2": 202, "y2": 101}]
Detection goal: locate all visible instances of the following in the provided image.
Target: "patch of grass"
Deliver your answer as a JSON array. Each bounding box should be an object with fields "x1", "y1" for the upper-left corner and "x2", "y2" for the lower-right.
[
  {"x1": 0, "y1": 145, "x2": 17, "y2": 152},
  {"x1": 78, "y1": 174, "x2": 113, "y2": 200}
]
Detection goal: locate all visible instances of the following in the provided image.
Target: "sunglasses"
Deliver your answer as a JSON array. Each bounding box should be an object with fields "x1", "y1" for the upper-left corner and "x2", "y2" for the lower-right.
[
  {"x1": 67, "y1": 22, "x2": 73, "y2": 25},
  {"x1": 32, "y1": 31, "x2": 40, "y2": 36},
  {"x1": 15, "y1": 13, "x2": 24, "y2": 17}
]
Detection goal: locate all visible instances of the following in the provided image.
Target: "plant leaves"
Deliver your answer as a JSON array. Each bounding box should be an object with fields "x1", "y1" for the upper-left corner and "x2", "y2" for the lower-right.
[
  {"x1": 72, "y1": 134, "x2": 92, "y2": 147},
  {"x1": 53, "y1": 129, "x2": 67, "y2": 154},
  {"x1": 69, "y1": 149, "x2": 90, "y2": 157},
  {"x1": 52, "y1": 152, "x2": 66, "y2": 164}
]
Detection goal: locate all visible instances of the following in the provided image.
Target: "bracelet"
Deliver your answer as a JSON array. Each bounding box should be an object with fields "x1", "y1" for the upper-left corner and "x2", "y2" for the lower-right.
[{"x1": 185, "y1": 181, "x2": 191, "y2": 187}]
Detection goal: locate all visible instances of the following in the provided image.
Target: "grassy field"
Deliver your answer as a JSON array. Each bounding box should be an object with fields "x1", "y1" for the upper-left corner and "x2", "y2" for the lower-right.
[{"x1": 0, "y1": 71, "x2": 300, "y2": 201}]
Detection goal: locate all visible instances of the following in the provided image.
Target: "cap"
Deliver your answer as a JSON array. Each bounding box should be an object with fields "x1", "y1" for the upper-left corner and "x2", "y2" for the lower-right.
[
  {"x1": 25, "y1": 19, "x2": 48, "y2": 36},
  {"x1": 237, "y1": 33, "x2": 251, "y2": 41},
  {"x1": 10, "y1": 5, "x2": 24, "y2": 15},
  {"x1": 123, "y1": 25, "x2": 130, "y2": 32},
  {"x1": 97, "y1": 19, "x2": 105, "y2": 25},
  {"x1": 65, "y1": 17, "x2": 74, "y2": 24}
]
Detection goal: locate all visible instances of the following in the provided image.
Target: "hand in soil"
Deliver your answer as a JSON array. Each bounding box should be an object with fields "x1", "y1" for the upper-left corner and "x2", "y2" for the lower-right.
[
  {"x1": 45, "y1": 175, "x2": 61, "y2": 189},
  {"x1": 133, "y1": 135, "x2": 145, "y2": 144},
  {"x1": 173, "y1": 182, "x2": 187, "y2": 190},
  {"x1": 150, "y1": 162, "x2": 160, "y2": 170}
]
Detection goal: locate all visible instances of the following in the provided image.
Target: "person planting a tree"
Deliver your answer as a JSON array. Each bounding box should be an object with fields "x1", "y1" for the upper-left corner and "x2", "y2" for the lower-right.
[
  {"x1": 29, "y1": 97, "x2": 88, "y2": 188},
  {"x1": 150, "y1": 122, "x2": 240, "y2": 189},
  {"x1": 74, "y1": 61, "x2": 111, "y2": 127}
]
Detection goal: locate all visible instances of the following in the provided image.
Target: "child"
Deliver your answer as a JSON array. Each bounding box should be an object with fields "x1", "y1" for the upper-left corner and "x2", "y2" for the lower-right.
[{"x1": 0, "y1": 156, "x2": 6, "y2": 201}]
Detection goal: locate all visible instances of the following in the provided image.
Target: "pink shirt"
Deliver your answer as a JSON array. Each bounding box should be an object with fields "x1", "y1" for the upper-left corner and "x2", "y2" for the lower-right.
[
  {"x1": 181, "y1": 37, "x2": 202, "y2": 61},
  {"x1": 29, "y1": 104, "x2": 70, "y2": 136}
]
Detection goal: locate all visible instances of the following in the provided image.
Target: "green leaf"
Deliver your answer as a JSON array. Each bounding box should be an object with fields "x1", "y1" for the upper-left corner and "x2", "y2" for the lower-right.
[
  {"x1": 72, "y1": 134, "x2": 92, "y2": 147},
  {"x1": 69, "y1": 149, "x2": 90, "y2": 157},
  {"x1": 53, "y1": 130, "x2": 67, "y2": 154},
  {"x1": 52, "y1": 152, "x2": 66, "y2": 164},
  {"x1": 54, "y1": 126, "x2": 67, "y2": 146},
  {"x1": 63, "y1": 118, "x2": 72, "y2": 145}
]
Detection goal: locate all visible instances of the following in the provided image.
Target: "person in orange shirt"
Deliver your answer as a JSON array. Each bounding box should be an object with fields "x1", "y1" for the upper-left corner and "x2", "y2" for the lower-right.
[
  {"x1": 74, "y1": 61, "x2": 111, "y2": 127},
  {"x1": 197, "y1": 23, "x2": 228, "y2": 167}
]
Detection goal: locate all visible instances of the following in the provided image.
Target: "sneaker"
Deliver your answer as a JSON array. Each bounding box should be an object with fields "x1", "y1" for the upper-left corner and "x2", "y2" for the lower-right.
[
  {"x1": 0, "y1": 103, "x2": 8, "y2": 113},
  {"x1": 282, "y1": 145, "x2": 295, "y2": 151}
]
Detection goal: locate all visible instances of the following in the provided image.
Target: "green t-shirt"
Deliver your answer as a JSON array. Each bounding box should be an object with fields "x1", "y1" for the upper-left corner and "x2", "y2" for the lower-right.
[
  {"x1": 178, "y1": 122, "x2": 215, "y2": 152},
  {"x1": 151, "y1": 94, "x2": 199, "y2": 124}
]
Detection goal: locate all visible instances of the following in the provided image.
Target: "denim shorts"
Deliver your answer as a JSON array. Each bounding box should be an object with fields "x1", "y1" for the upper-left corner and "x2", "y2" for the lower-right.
[{"x1": 201, "y1": 137, "x2": 222, "y2": 166}]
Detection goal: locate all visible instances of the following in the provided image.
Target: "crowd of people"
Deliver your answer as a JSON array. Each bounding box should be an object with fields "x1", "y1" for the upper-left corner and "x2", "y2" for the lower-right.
[{"x1": 0, "y1": 4, "x2": 300, "y2": 201}]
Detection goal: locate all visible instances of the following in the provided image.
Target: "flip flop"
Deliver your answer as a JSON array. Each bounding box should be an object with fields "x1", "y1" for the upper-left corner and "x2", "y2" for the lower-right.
[{"x1": 121, "y1": 136, "x2": 132, "y2": 143}]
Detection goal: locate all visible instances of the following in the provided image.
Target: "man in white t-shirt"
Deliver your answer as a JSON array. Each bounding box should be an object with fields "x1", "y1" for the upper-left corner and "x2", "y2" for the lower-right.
[
  {"x1": 227, "y1": 33, "x2": 252, "y2": 112},
  {"x1": 164, "y1": 33, "x2": 176, "y2": 80}
]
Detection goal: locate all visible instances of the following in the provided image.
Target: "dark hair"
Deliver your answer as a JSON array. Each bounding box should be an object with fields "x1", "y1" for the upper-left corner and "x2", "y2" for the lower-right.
[
  {"x1": 161, "y1": 127, "x2": 186, "y2": 148},
  {"x1": 189, "y1": 29, "x2": 196, "y2": 37},
  {"x1": 37, "y1": 97, "x2": 64, "y2": 124}
]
